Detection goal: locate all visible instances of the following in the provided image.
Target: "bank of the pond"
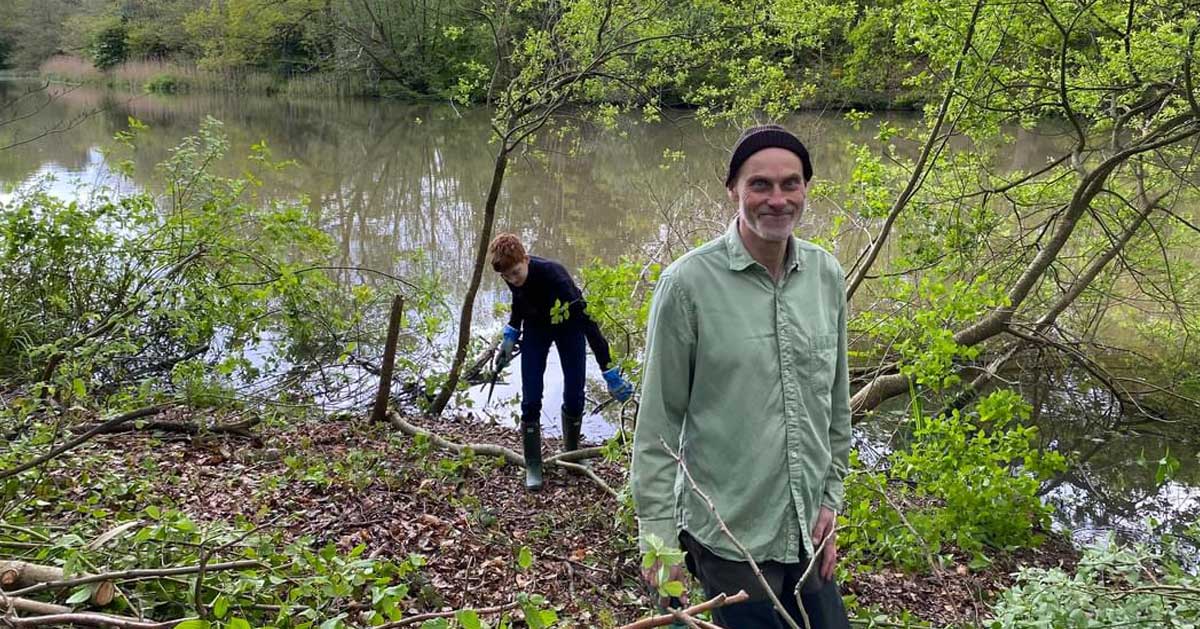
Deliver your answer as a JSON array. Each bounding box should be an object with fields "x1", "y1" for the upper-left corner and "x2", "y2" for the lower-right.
[
  {"x1": 1, "y1": 404, "x2": 1084, "y2": 627},
  {"x1": 27, "y1": 54, "x2": 928, "y2": 109},
  {"x1": 3, "y1": 78, "x2": 1198, "y2": 600}
]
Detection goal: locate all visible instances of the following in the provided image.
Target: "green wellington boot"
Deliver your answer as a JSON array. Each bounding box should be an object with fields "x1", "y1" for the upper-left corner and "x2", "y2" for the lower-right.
[
  {"x1": 561, "y1": 406, "x2": 583, "y2": 452},
  {"x1": 521, "y1": 419, "x2": 543, "y2": 491}
]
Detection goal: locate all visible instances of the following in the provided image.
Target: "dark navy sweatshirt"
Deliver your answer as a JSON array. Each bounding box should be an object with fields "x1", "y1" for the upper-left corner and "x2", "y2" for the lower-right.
[{"x1": 504, "y1": 256, "x2": 614, "y2": 370}]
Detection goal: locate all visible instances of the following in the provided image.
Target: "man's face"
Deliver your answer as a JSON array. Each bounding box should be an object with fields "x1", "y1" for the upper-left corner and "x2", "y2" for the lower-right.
[
  {"x1": 727, "y1": 148, "x2": 808, "y2": 244},
  {"x1": 499, "y1": 259, "x2": 530, "y2": 287}
]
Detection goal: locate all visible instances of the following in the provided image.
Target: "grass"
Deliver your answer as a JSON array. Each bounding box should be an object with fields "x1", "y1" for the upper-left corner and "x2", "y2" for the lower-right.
[
  {"x1": 35, "y1": 54, "x2": 375, "y2": 98},
  {"x1": 38, "y1": 54, "x2": 103, "y2": 83}
]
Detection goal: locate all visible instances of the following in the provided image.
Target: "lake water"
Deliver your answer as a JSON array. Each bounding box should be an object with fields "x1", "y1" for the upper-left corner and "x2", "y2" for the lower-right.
[{"x1": 2, "y1": 81, "x2": 1195, "y2": 553}]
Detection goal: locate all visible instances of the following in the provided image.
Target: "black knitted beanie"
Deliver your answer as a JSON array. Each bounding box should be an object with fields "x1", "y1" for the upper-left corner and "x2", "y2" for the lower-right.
[{"x1": 725, "y1": 124, "x2": 813, "y2": 187}]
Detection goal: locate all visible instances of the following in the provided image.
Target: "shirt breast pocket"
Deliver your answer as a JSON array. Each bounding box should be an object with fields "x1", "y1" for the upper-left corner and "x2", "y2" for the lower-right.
[{"x1": 808, "y1": 333, "x2": 838, "y2": 392}]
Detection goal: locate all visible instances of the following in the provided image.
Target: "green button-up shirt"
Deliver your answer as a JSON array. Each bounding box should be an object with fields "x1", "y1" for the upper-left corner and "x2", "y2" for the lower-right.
[{"x1": 631, "y1": 219, "x2": 852, "y2": 563}]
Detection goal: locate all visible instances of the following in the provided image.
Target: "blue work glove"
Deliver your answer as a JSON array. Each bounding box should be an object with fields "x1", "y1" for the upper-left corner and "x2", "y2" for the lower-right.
[
  {"x1": 602, "y1": 367, "x2": 633, "y2": 402},
  {"x1": 498, "y1": 325, "x2": 520, "y2": 367}
]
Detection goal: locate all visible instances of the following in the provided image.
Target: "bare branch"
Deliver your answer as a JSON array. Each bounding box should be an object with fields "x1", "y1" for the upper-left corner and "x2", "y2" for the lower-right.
[
  {"x1": 658, "y1": 437, "x2": 799, "y2": 629},
  {"x1": 617, "y1": 591, "x2": 749, "y2": 629},
  {"x1": 845, "y1": 0, "x2": 987, "y2": 300},
  {"x1": 0, "y1": 404, "x2": 174, "y2": 481},
  {"x1": 376, "y1": 601, "x2": 521, "y2": 628},
  {"x1": 8, "y1": 561, "x2": 263, "y2": 599}
]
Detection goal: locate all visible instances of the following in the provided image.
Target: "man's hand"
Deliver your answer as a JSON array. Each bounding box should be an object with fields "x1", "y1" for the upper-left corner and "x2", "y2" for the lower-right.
[
  {"x1": 498, "y1": 325, "x2": 520, "y2": 367},
  {"x1": 641, "y1": 560, "x2": 689, "y2": 610},
  {"x1": 811, "y1": 505, "x2": 838, "y2": 581}
]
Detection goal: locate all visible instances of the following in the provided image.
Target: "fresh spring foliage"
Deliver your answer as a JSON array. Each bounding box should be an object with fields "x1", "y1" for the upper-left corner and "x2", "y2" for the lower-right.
[
  {"x1": 0, "y1": 507, "x2": 559, "y2": 629},
  {"x1": 641, "y1": 533, "x2": 687, "y2": 600},
  {"x1": 991, "y1": 538, "x2": 1200, "y2": 627},
  {"x1": 580, "y1": 257, "x2": 658, "y2": 377},
  {"x1": 0, "y1": 116, "x2": 347, "y2": 400},
  {"x1": 840, "y1": 390, "x2": 1068, "y2": 571}
]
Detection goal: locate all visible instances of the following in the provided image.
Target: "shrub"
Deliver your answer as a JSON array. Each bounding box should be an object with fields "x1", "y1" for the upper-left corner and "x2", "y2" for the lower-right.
[
  {"x1": 841, "y1": 389, "x2": 1068, "y2": 571},
  {"x1": 143, "y1": 72, "x2": 182, "y2": 93},
  {"x1": 991, "y1": 539, "x2": 1200, "y2": 627}
]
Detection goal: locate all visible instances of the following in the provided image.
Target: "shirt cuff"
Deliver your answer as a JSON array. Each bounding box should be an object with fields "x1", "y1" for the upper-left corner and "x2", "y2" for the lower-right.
[
  {"x1": 821, "y1": 480, "x2": 845, "y2": 513},
  {"x1": 637, "y1": 517, "x2": 679, "y2": 553}
]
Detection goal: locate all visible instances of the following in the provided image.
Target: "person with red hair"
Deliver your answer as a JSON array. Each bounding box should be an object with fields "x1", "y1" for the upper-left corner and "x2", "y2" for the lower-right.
[{"x1": 489, "y1": 233, "x2": 632, "y2": 491}]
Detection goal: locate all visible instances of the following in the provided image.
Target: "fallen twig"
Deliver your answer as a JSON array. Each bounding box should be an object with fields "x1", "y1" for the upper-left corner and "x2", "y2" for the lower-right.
[
  {"x1": 95, "y1": 417, "x2": 259, "y2": 438},
  {"x1": 617, "y1": 590, "x2": 747, "y2": 629},
  {"x1": 659, "y1": 437, "x2": 800, "y2": 629},
  {"x1": 0, "y1": 612, "x2": 192, "y2": 628},
  {"x1": 386, "y1": 411, "x2": 612, "y2": 495},
  {"x1": 0, "y1": 593, "x2": 71, "y2": 616},
  {"x1": 552, "y1": 460, "x2": 618, "y2": 498},
  {"x1": 0, "y1": 561, "x2": 114, "y2": 605},
  {"x1": 8, "y1": 560, "x2": 262, "y2": 598},
  {"x1": 375, "y1": 601, "x2": 521, "y2": 628}
]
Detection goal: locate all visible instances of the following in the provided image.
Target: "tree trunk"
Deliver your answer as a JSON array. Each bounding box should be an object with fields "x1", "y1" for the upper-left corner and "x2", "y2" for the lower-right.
[
  {"x1": 850, "y1": 121, "x2": 1199, "y2": 416},
  {"x1": 429, "y1": 146, "x2": 510, "y2": 415}
]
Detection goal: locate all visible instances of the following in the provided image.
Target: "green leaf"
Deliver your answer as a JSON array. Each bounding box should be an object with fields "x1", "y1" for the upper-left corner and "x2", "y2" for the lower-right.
[
  {"x1": 212, "y1": 596, "x2": 229, "y2": 619},
  {"x1": 516, "y1": 546, "x2": 533, "y2": 571},
  {"x1": 456, "y1": 609, "x2": 482, "y2": 629},
  {"x1": 66, "y1": 587, "x2": 92, "y2": 605},
  {"x1": 228, "y1": 618, "x2": 251, "y2": 629},
  {"x1": 661, "y1": 580, "x2": 684, "y2": 598},
  {"x1": 174, "y1": 620, "x2": 211, "y2": 629}
]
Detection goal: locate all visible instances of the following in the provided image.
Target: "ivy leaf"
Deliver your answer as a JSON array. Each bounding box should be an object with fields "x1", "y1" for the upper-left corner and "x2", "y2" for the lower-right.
[
  {"x1": 174, "y1": 620, "x2": 210, "y2": 629},
  {"x1": 228, "y1": 618, "x2": 251, "y2": 629}
]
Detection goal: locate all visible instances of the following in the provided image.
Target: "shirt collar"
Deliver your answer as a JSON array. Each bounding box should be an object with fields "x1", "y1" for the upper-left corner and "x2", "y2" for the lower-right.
[{"x1": 724, "y1": 218, "x2": 803, "y2": 274}]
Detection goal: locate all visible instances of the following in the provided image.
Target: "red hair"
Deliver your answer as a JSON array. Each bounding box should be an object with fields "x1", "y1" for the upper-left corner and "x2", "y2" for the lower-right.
[{"x1": 489, "y1": 233, "x2": 528, "y2": 271}]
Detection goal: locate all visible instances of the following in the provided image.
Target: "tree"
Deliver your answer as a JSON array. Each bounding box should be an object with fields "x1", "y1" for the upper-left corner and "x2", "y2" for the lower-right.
[
  {"x1": 184, "y1": 0, "x2": 330, "y2": 74},
  {"x1": 828, "y1": 0, "x2": 1200, "y2": 420},
  {"x1": 3, "y1": 0, "x2": 84, "y2": 70},
  {"x1": 328, "y1": 0, "x2": 487, "y2": 97},
  {"x1": 0, "y1": 82, "x2": 97, "y2": 152},
  {"x1": 410, "y1": 0, "x2": 720, "y2": 414}
]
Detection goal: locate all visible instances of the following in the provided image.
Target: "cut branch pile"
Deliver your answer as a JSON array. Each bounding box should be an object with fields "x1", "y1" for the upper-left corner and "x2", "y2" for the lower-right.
[{"x1": 0, "y1": 560, "x2": 259, "y2": 628}]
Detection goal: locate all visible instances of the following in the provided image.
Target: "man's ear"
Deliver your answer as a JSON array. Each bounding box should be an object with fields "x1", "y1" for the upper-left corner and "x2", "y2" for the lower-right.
[{"x1": 726, "y1": 185, "x2": 737, "y2": 203}]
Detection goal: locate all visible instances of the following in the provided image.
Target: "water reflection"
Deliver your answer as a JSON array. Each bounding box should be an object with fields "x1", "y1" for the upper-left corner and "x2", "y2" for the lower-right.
[
  {"x1": 3, "y1": 81, "x2": 1194, "y2": 551},
  {"x1": 1, "y1": 81, "x2": 920, "y2": 430},
  {"x1": 1027, "y1": 361, "x2": 1200, "y2": 556}
]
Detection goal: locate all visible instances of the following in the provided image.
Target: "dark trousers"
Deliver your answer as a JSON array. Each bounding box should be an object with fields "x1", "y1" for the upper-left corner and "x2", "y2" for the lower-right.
[
  {"x1": 681, "y1": 532, "x2": 850, "y2": 629},
  {"x1": 519, "y1": 324, "x2": 586, "y2": 421}
]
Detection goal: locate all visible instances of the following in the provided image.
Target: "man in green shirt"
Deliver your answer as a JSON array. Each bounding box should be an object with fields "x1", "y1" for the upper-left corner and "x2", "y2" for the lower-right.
[{"x1": 632, "y1": 125, "x2": 852, "y2": 628}]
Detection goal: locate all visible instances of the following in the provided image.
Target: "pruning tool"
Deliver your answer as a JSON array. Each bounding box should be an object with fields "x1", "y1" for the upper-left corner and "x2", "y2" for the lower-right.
[
  {"x1": 588, "y1": 395, "x2": 619, "y2": 415},
  {"x1": 485, "y1": 342, "x2": 520, "y2": 406}
]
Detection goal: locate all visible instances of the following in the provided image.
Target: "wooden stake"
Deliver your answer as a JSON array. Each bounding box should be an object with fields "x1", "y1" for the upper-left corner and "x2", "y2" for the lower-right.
[{"x1": 371, "y1": 295, "x2": 404, "y2": 423}]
